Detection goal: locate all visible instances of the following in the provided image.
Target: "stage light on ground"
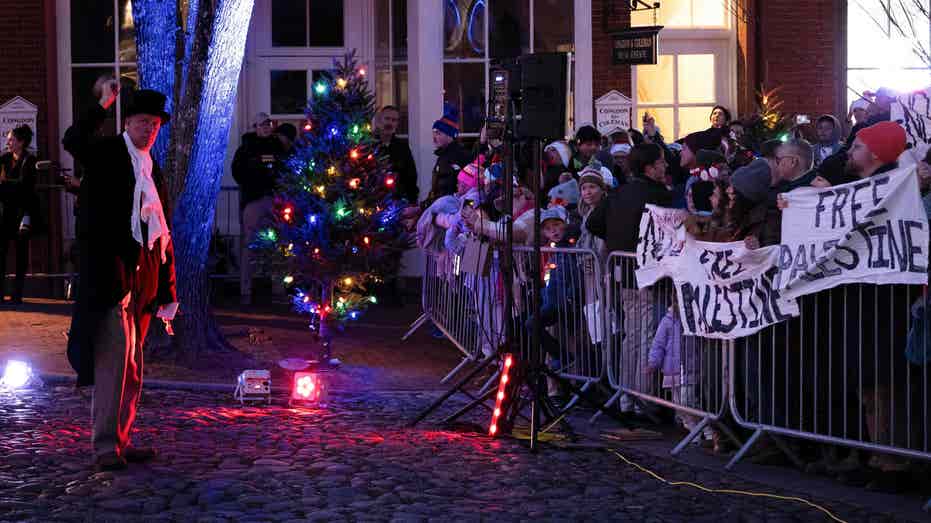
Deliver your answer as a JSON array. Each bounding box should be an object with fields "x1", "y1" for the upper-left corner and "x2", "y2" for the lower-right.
[
  {"x1": 234, "y1": 370, "x2": 271, "y2": 405},
  {"x1": 1, "y1": 360, "x2": 33, "y2": 389},
  {"x1": 290, "y1": 371, "x2": 327, "y2": 406}
]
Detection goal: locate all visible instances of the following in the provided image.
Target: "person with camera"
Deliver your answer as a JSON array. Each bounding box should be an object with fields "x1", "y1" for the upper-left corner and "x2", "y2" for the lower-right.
[
  {"x1": 62, "y1": 76, "x2": 178, "y2": 471},
  {"x1": 0, "y1": 124, "x2": 38, "y2": 305},
  {"x1": 232, "y1": 112, "x2": 285, "y2": 305}
]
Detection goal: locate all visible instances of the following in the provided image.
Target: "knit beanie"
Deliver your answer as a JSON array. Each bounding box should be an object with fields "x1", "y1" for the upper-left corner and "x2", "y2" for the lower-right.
[
  {"x1": 457, "y1": 162, "x2": 480, "y2": 189},
  {"x1": 547, "y1": 179, "x2": 580, "y2": 206},
  {"x1": 539, "y1": 205, "x2": 568, "y2": 225},
  {"x1": 545, "y1": 141, "x2": 571, "y2": 168},
  {"x1": 578, "y1": 165, "x2": 606, "y2": 190},
  {"x1": 730, "y1": 158, "x2": 772, "y2": 205},
  {"x1": 856, "y1": 121, "x2": 907, "y2": 164},
  {"x1": 483, "y1": 163, "x2": 503, "y2": 183},
  {"x1": 433, "y1": 102, "x2": 459, "y2": 139},
  {"x1": 610, "y1": 143, "x2": 631, "y2": 156}
]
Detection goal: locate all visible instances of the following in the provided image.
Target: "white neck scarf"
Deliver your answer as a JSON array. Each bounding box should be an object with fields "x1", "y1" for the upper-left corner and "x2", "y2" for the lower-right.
[{"x1": 123, "y1": 132, "x2": 170, "y2": 263}]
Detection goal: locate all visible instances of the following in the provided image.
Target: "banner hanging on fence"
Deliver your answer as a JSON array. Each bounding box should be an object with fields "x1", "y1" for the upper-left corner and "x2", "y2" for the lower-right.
[
  {"x1": 776, "y1": 165, "x2": 929, "y2": 298},
  {"x1": 635, "y1": 207, "x2": 799, "y2": 339},
  {"x1": 635, "y1": 167, "x2": 928, "y2": 338}
]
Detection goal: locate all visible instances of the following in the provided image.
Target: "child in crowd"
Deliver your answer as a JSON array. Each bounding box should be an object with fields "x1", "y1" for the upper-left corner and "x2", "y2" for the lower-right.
[{"x1": 644, "y1": 292, "x2": 713, "y2": 443}]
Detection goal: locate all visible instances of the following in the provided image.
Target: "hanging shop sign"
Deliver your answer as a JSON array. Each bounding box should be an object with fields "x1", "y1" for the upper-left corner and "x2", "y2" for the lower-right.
[{"x1": 611, "y1": 26, "x2": 662, "y2": 65}]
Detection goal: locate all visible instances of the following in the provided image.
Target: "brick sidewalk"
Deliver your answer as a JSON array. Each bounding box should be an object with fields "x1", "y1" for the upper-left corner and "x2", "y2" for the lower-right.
[{"x1": 0, "y1": 386, "x2": 915, "y2": 522}]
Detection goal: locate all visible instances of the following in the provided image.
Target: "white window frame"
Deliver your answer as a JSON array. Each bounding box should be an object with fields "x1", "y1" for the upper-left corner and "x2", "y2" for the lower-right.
[
  {"x1": 56, "y1": 0, "x2": 137, "y2": 240},
  {"x1": 631, "y1": 19, "x2": 738, "y2": 140}
]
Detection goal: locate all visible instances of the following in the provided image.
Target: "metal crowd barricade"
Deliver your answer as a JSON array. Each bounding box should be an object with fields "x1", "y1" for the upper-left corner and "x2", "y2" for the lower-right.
[
  {"x1": 510, "y1": 246, "x2": 608, "y2": 407},
  {"x1": 600, "y1": 251, "x2": 736, "y2": 453},
  {"x1": 407, "y1": 249, "x2": 505, "y2": 383},
  {"x1": 728, "y1": 283, "x2": 931, "y2": 469}
]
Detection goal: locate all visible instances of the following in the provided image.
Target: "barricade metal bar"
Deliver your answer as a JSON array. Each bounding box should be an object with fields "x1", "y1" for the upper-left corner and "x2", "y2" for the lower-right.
[
  {"x1": 728, "y1": 283, "x2": 931, "y2": 468},
  {"x1": 602, "y1": 251, "x2": 731, "y2": 452}
]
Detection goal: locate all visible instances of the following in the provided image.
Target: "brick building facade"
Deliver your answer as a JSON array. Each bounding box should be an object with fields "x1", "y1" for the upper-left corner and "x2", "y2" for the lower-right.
[{"x1": 0, "y1": 0, "x2": 859, "y2": 281}]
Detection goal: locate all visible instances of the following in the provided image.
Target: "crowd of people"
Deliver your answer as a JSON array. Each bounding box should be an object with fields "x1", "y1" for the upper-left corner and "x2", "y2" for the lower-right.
[{"x1": 412, "y1": 92, "x2": 931, "y2": 493}]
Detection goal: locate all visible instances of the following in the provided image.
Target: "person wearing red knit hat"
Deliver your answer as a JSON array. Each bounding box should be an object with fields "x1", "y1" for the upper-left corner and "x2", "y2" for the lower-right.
[{"x1": 845, "y1": 121, "x2": 907, "y2": 179}]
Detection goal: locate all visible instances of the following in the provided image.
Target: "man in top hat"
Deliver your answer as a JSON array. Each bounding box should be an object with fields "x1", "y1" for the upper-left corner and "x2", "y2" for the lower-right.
[{"x1": 63, "y1": 76, "x2": 178, "y2": 471}]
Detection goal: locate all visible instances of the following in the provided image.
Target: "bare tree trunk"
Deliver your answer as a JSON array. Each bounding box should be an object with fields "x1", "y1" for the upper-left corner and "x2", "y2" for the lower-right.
[
  {"x1": 170, "y1": 0, "x2": 255, "y2": 354},
  {"x1": 133, "y1": 0, "x2": 254, "y2": 355}
]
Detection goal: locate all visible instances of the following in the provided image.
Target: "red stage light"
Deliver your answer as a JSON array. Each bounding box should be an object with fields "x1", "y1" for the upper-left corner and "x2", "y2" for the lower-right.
[
  {"x1": 385, "y1": 176, "x2": 395, "y2": 187},
  {"x1": 489, "y1": 353, "x2": 514, "y2": 437},
  {"x1": 290, "y1": 371, "x2": 328, "y2": 405},
  {"x1": 349, "y1": 149, "x2": 360, "y2": 160}
]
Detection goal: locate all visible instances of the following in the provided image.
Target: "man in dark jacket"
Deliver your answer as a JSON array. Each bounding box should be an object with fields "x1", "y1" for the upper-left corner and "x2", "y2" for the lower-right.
[
  {"x1": 62, "y1": 78, "x2": 177, "y2": 471},
  {"x1": 586, "y1": 143, "x2": 672, "y2": 253},
  {"x1": 232, "y1": 112, "x2": 284, "y2": 304},
  {"x1": 425, "y1": 103, "x2": 472, "y2": 205},
  {"x1": 375, "y1": 105, "x2": 419, "y2": 203},
  {"x1": 586, "y1": 143, "x2": 671, "y2": 411}
]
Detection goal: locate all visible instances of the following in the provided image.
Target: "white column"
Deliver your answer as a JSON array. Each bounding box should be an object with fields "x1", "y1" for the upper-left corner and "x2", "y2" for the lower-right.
[
  {"x1": 574, "y1": 0, "x2": 593, "y2": 128},
  {"x1": 407, "y1": 0, "x2": 443, "y2": 200},
  {"x1": 400, "y1": 0, "x2": 444, "y2": 277}
]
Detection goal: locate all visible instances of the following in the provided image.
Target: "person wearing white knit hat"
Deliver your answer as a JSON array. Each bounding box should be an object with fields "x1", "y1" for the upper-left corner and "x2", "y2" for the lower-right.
[{"x1": 610, "y1": 143, "x2": 631, "y2": 181}]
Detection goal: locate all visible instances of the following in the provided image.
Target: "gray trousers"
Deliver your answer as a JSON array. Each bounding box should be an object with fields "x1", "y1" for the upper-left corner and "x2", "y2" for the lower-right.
[
  {"x1": 240, "y1": 196, "x2": 275, "y2": 297},
  {"x1": 92, "y1": 294, "x2": 150, "y2": 458}
]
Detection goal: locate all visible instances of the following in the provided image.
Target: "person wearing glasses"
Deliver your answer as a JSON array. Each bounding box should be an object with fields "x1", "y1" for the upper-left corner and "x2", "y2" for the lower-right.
[{"x1": 772, "y1": 139, "x2": 815, "y2": 195}]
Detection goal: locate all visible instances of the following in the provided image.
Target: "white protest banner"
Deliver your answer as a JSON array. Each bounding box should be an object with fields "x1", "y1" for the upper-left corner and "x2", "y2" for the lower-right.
[
  {"x1": 776, "y1": 165, "x2": 929, "y2": 298},
  {"x1": 891, "y1": 88, "x2": 931, "y2": 148},
  {"x1": 634, "y1": 205, "x2": 690, "y2": 287},
  {"x1": 635, "y1": 207, "x2": 799, "y2": 339},
  {"x1": 676, "y1": 241, "x2": 799, "y2": 339}
]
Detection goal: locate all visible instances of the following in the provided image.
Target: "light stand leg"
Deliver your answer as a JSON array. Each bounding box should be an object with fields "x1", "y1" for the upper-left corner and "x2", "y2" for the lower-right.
[
  {"x1": 408, "y1": 353, "x2": 498, "y2": 428},
  {"x1": 401, "y1": 313, "x2": 430, "y2": 341},
  {"x1": 589, "y1": 388, "x2": 624, "y2": 424}
]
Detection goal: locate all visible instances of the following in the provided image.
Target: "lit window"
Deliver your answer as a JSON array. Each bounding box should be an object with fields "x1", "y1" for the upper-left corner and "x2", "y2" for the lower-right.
[{"x1": 631, "y1": 0, "x2": 728, "y2": 28}]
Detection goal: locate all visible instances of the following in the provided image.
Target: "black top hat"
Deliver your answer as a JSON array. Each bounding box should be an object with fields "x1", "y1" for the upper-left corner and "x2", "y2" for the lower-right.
[{"x1": 125, "y1": 89, "x2": 170, "y2": 123}]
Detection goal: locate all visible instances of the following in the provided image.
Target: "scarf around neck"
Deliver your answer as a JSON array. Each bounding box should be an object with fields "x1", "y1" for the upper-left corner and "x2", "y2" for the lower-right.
[{"x1": 123, "y1": 132, "x2": 170, "y2": 263}]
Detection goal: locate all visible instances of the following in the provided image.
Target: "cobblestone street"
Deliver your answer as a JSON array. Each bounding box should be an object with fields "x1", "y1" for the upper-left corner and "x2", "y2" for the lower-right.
[{"x1": 0, "y1": 384, "x2": 921, "y2": 522}]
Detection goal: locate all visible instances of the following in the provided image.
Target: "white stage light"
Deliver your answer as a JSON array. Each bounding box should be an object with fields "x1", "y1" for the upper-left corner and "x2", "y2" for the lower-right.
[
  {"x1": 2, "y1": 360, "x2": 33, "y2": 389},
  {"x1": 233, "y1": 370, "x2": 271, "y2": 405}
]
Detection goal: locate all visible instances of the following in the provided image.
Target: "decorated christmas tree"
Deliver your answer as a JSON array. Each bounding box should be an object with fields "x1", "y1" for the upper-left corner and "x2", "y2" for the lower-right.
[
  {"x1": 253, "y1": 52, "x2": 410, "y2": 359},
  {"x1": 743, "y1": 85, "x2": 793, "y2": 147}
]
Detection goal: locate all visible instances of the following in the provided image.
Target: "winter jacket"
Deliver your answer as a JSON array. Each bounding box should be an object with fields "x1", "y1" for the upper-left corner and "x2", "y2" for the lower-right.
[
  {"x1": 647, "y1": 309, "x2": 698, "y2": 387},
  {"x1": 62, "y1": 104, "x2": 178, "y2": 385},
  {"x1": 231, "y1": 132, "x2": 284, "y2": 207},
  {"x1": 425, "y1": 141, "x2": 473, "y2": 205},
  {"x1": 730, "y1": 201, "x2": 782, "y2": 247},
  {"x1": 585, "y1": 174, "x2": 673, "y2": 254},
  {"x1": 0, "y1": 152, "x2": 38, "y2": 237},
  {"x1": 541, "y1": 243, "x2": 583, "y2": 326},
  {"x1": 379, "y1": 135, "x2": 419, "y2": 203}
]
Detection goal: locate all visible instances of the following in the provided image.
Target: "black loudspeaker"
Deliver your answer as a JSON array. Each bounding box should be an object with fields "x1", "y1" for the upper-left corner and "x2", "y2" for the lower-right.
[
  {"x1": 518, "y1": 53, "x2": 567, "y2": 140},
  {"x1": 489, "y1": 53, "x2": 567, "y2": 140}
]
